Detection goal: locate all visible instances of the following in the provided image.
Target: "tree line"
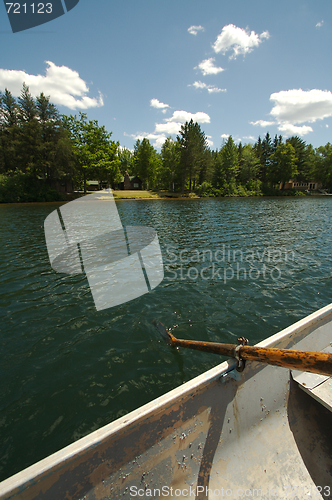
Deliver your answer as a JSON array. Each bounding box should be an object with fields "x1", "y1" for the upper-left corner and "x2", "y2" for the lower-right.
[
  {"x1": 125, "y1": 120, "x2": 332, "y2": 197},
  {"x1": 0, "y1": 85, "x2": 121, "y2": 201},
  {"x1": 1, "y1": 84, "x2": 332, "y2": 202}
]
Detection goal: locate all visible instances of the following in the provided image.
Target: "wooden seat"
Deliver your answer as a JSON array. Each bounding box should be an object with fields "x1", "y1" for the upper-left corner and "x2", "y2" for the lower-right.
[{"x1": 292, "y1": 344, "x2": 332, "y2": 412}]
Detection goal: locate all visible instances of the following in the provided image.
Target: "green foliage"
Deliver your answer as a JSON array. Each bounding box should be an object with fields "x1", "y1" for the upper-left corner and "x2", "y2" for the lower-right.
[
  {"x1": 118, "y1": 147, "x2": 134, "y2": 176},
  {"x1": 132, "y1": 138, "x2": 161, "y2": 190},
  {"x1": 245, "y1": 179, "x2": 263, "y2": 196},
  {"x1": 62, "y1": 112, "x2": 121, "y2": 192},
  {"x1": 0, "y1": 85, "x2": 75, "y2": 182},
  {"x1": 282, "y1": 188, "x2": 306, "y2": 197},
  {"x1": 314, "y1": 143, "x2": 332, "y2": 190},
  {"x1": 196, "y1": 181, "x2": 213, "y2": 196},
  {"x1": 238, "y1": 144, "x2": 260, "y2": 185},
  {"x1": 260, "y1": 132, "x2": 273, "y2": 183},
  {"x1": 196, "y1": 178, "x2": 262, "y2": 198},
  {"x1": 159, "y1": 137, "x2": 181, "y2": 191},
  {"x1": 213, "y1": 136, "x2": 239, "y2": 188},
  {"x1": 0, "y1": 172, "x2": 65, "y2": 203},
  {"x1": 286, "y1": 136, "x2": 312, "y2": 182},
  {"x1": 269, "y1": 143, "x2": 298, "y2": 188},
  {"x1": 177, "y1": 119, "x2": 209, "y2": 193},
  {"x1": 221, "y1": 179, "x2": 238, "y2": 196}
]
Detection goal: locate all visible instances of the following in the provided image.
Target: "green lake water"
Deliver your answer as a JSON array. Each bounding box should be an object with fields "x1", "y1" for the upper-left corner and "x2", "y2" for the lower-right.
[{"x1": 1, "y1": 196, "x2": 332, "y2": 482}]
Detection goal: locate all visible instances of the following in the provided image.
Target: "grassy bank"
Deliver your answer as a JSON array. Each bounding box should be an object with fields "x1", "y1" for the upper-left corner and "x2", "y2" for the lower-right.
[
  {"x1": 112, "y1": 190, "x2": 160, "y2": 199},
  {"x1": 112, "y1": 190, "x2": 199, "y2": 200}
]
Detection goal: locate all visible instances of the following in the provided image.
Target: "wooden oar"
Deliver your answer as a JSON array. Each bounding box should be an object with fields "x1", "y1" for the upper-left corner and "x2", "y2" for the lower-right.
[{"x1": 154, "y1": 321, "x2": 332, "y2": 376}]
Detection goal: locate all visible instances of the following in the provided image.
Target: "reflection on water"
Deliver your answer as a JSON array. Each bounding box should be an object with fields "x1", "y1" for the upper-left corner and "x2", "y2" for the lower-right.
[{"x1": 1, "y1": 197, "x2": 332, "y2": 481}]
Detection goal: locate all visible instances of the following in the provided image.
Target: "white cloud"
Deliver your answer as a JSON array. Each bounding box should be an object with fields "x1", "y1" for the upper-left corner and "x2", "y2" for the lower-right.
[
  {"x1": 154, "y1": 122, "x2": 183, "y2": 135},
  {"x1": 154, "y1": 110, "x2": 210, "y2": 138},
  {"x1": 270, "y1": 89, "x2": 332, "y2": 124},
  {"x1": 207, "y1": 87, "x2": 226, "y2": 94},
  {"x1": 166, "y1": 110, "x2": 211, "y2": 124},
  {"x1": 190, "y1": 81, "x2": 226, "y2": 93},
  {"x1": 277, "y1": 123, "x2": 313, "y2": 136},
  {"x1": 188, "y1": 25, "x2": 205, "y2": 35},
  {"x1": 195, "y1": 58, "x2": 224, "y2": 76},
  {"x1": 150, "y1": 98, "x2": 170, "y2": 114},
  {"x1": 250, "y1": 119, "x2": 276, "y2": 127},
  {"x1": 221, "y1": 134, "x2": 230, "y2": 139},
  {"x1": 153, "y1": 135, "x2": 168, "y2": 148},
  {"x1": 251, "y1": 88, "x2": 332, "y2": 138},
  {"x1": 0, "y1": 61, "x2": 103, "y2": 110},
  {"x1": 154, "y1": 135, "x2": 166, "y2": 148},
  {"x1": 129, "y1": 108, "x2": 211, "y2": 149},
  {"x1": 212, "y1": 24, "x2": 270, "y2": 59},
  {"x1": 191, "y1": 81, "x2": 208, "y2": 90},
  {"x1": 125, "y1": 131, "x2": 167, "y2": 149},
  {"x1": 316, "y1": 20, "x2": 324, "y2": 28}
]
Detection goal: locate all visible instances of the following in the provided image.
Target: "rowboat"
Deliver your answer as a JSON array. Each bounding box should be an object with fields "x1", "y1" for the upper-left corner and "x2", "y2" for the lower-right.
[{"x1": 1, "y1": 303, "x2": 332, "y2": 499}]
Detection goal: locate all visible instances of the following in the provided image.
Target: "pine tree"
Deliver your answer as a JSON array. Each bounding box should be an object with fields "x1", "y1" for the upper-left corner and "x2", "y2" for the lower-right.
[
  {"x1": 269, "y1": 143, "x2": 298, "y2": 189},
  {"x1": 260, "y1": 132, "x2": 273, "y2": 183},
  {"x1": 0, "y1": 89, "x2": 19, "y2": 173},
  {"x1": 133, "y1": 138, "x2": 158, "y2": 190},
  {"x1": 253, "y1": 136, "x2": 264, "y2": 181},
  {"x1": 220, "y1": 136, "x2": 239, "y2": 183},
  {"x1": 286, "y1": 136, "x2": 307, "y2": 182},
  {"x1": 177, "y1": 119, "x2": 208, "y2": 193},
  {"x1": 238, "y1": 144, "x2": 260, "y2": 186}
]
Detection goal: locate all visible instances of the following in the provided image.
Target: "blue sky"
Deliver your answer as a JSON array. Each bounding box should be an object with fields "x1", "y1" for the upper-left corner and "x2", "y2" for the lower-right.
[{"x1": 0, "y1": 0, "x2": 331, "y2": 150}]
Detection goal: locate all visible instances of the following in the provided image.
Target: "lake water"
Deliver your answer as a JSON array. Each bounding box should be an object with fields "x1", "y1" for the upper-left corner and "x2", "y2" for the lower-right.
[{"x1": 1, "y1": 196, "x2": 332, "y2": 481}]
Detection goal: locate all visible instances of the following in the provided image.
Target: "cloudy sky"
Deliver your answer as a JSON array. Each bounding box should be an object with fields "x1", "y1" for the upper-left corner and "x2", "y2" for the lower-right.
[{"x1": 0, "y1": 0, "x2": 331, "y2": 150}]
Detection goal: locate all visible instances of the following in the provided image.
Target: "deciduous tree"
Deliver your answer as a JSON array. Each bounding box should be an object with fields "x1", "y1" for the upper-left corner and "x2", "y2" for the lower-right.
[
  {"x1": 160, "y1": 137, "x2": 181, "y2": 191},
  {"x1": 63, "y1": 112, "x2": 121, "y2": 192},
  {"x1": 133, "y1": 138, "x2": 159, "y2": 190}
]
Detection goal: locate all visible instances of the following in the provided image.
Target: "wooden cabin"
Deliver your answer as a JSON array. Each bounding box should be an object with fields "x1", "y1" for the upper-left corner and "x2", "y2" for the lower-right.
[
  {"x1": 118, "y1": 171, "x2": 142, "y2": 190},
  {"x1": 281, "y1": 180, "x2": 323, "y2": 191}
]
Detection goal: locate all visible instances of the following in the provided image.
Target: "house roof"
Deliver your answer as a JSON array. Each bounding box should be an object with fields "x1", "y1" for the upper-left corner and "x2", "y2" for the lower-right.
[{"x1": 119, "y1": 175, "x2": 141, "y2": 183}]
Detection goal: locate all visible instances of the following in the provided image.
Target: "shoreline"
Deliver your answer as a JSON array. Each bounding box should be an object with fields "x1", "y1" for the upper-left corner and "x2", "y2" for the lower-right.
[{"x1": 0, "y1": 190, "x2": 329, "y2": 205}]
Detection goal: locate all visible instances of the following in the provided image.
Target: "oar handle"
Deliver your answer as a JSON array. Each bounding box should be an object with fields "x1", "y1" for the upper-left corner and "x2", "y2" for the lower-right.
[{"x1": 165, "y1": 327, "x2": 332, "y2": 377}]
